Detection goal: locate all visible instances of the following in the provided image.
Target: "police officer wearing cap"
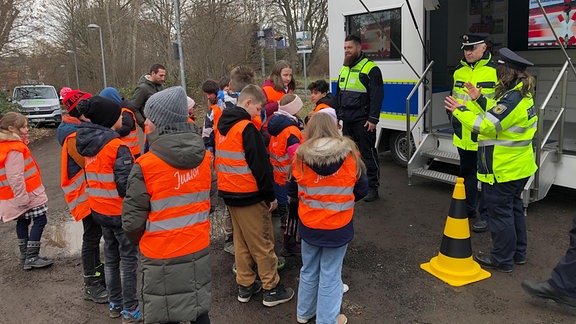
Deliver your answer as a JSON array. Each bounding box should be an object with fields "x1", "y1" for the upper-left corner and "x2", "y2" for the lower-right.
[
  {"x1": 449, "y1": 33, "x2": 497, "y2": 233},
  {"x1": 445, "y1": 47, "x2": 538, "y2": 273}
]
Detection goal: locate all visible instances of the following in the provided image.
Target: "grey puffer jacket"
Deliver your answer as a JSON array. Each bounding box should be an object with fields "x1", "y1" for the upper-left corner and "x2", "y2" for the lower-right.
[{"x1": 122, "y1": 122, "x2": 216, "y2": 323}]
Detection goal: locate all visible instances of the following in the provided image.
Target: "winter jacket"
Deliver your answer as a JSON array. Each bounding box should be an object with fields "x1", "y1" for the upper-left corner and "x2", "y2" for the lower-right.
[
  {"x1": 122, "y1": 122, "x2": 214, "y2": 323},
  {"x1": 287, "y1": 137, "x2": 368, "y2": 247},
  {"x1": 216, "y1": 106, "x2": 276, "y2": 206},
  {"x1": 132, "y1": 75, "x2": 164, "y2": 129},
  {"x1": 0, "y1": 131, "x2": 48, "y2": 222},
  {"x1": 76, "y1": 122, "x2": 134, "y2": 227},
  {"x1": 336, "y1": 52, "x2": 384, "y2": 124}
]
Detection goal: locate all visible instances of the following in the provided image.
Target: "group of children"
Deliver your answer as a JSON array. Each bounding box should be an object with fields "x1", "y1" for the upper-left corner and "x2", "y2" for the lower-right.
[{"x1": 0, "y1": 61, "x2": 364, "y2": 324}]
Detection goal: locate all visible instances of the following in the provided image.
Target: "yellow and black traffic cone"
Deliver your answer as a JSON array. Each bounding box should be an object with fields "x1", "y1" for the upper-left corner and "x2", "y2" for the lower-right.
[{"x1": 420, "y1": 177, "x2": 491, "y2": 286}]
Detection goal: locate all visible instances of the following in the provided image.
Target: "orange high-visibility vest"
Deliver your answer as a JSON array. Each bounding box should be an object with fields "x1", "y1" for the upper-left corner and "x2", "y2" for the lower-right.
[
  {"x1": 61, "y1": 132, "x2": 90, "y2": 221},
  {"x1": 269, "y1": 125, "x2": 302, "y2": 185},
  {"x1": 137, "y1": 151, "x2": 212, "y2": 259},
  {"x1": 262, "y1": 86, "x2": 287, "y2": 129},
  {"x1": 0, "y1": 141, "x2": 43, "y2": 200},
  {"x1": 291, "y1": 153, "x2": 357, "y2": 230},
  {"x1": 120, "y1": 108, "x2": 141, "y2": 157},
  {"x1": 215, "y1": 120, "x2": 259, "y2": 193},
  {"x1": 84, "y1": 138, "x2": 127, "y2": 216},
  {"x1": 313, "y1": 102, "x2": 331, "y2": 113}
]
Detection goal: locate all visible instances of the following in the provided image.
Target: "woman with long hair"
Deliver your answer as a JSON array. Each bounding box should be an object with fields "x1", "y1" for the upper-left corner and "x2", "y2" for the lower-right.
[{"x1": 445, "y1": 48, "x2": 538, "y2": 273}]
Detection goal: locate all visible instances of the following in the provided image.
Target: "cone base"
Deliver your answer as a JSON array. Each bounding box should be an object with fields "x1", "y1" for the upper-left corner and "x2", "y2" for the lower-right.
[{"x1": 421, "y1": 255, "x2": 491, "y2": 287}]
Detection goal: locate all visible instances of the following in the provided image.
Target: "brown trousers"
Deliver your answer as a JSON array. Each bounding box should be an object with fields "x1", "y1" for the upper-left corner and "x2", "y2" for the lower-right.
[{"x1": 228, "y1": 201, "x2": 280, "y2": 290}]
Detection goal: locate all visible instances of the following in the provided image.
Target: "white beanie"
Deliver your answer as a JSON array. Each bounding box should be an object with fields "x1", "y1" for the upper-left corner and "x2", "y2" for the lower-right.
[
  {"x1": 279, "y1": 95, "x2": 303, "y2": 116},
  {"x1": 317, "y1": 107, "x2": 338, "y2": 124},
  {"x1": 144, "y1": 86, "x2": 189, "y2": 128},
  {"x1": 186, "y1": 96, "x2": 195, "y2": 110}
]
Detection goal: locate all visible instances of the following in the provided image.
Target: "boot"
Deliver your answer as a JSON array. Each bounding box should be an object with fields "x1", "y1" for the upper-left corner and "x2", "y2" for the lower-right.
[
  {"x1": 95, "y1": 263, "x2": 106, "y2": 288},
  {"x1": 23, "y1": 241, "x2": 53, "y2": 270},
  {"x1": 17, "y1": 239, "x2": 28, "y2": 265},
  {"x1": 83, "y1": 275, "x2": 109, "y2": 304}
]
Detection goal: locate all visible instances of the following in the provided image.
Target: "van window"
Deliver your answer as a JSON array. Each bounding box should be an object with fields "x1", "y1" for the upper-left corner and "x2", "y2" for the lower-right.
[
  {"x1": 346, "y1": 7, "x2": 402, "y2": 61},
  {"x1": 14, "y1": 87, "x2": 58, "y2": 100}
]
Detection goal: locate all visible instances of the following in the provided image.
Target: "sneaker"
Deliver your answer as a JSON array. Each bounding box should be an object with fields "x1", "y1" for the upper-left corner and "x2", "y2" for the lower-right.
[
  {"x1": 343, "y1": 283, "x2": 349, "y2": 293},
  {"x1": 338, "y1": 314, "x2": 348, "y2": 324},
  {"x1": 121, "y1": 307, "x2": 142, "y2": 323},
  {"x1": 238, "y1": 280, "x2": 262, "y2": 303},
  {"x1": 263, "y1": 284, "x2": 294, "y2": 307},
  {"x1": 297, "y1": 317, "x2": 310, "y2": 324},
  {"x1": 109, "y1": 302, "x2": 123, "y2": 318}
]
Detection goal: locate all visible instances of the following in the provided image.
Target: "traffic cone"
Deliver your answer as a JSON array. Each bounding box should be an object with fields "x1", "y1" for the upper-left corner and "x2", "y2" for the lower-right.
[{"x1": 420, "y1": 177, "x2": 491, "y2": 286}]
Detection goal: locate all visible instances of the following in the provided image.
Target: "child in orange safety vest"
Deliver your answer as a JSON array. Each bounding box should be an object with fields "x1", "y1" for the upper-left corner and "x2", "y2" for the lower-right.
[
  {"x1": 287, "y1": 112, "x2": 368, "y2": 324},
  {"x1": 267, "y1": 94, "x2": 304, "y2": 256},
  {"x1": 58, "y1": 87, "x2": 108, "y2": 303},
  {"x1": 75, "y1": 96, "x2": 141, "y2": 323},
  {"x1": 0, "y1": 112, "x2": 53, "y2": 270},
  {"x1": 122, "y1": 86, "x2": 216, "y2": 323}
]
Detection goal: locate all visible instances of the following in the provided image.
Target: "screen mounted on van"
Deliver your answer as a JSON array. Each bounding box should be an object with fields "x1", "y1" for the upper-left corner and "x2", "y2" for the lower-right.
[
  {"x1": 346, "y1": 8, "x2": 402, "y2": 60},
  {"x1": 528, "y1": 0, "x2": 576, "y2": 48}
]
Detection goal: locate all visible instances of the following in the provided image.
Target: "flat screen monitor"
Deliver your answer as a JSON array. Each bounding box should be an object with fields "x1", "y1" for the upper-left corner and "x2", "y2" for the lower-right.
[{"x1": 529, "y1": 0, "x2": 576, "y2": 48}]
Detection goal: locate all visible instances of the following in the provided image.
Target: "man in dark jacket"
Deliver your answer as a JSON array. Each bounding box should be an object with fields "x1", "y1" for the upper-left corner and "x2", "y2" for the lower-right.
[
  {"x1": 132, "y1": 63, "x2": 166, "y2": 130},
  {"x1": 122, "y1": 86, "x2": 216, "y2": 324},
  {"x1": 336, "y1": 35, "x2": 384, "y2": 202}
]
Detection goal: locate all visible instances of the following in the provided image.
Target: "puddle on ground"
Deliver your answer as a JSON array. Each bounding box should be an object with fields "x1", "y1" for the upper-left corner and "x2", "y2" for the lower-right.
[{"x1": 43, "y1": 221, "x2": 83, "y2": 256}]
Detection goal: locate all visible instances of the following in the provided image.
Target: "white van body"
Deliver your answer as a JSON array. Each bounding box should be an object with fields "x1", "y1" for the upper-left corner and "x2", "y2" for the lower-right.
[{"x1": 12, "y1": 85, "x2": 62, "y2": 125}]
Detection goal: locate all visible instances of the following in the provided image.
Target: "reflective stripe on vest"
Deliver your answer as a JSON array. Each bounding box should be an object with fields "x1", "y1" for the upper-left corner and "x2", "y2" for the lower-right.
[
  {"x1": 84, "y1": 138, "x2": 126, "y2": 215},
  {"x1": 120, "y1": 108, "x2": 140, "y2": 156},
  {"x1": 138, "y1": 150, "x2": 212, "y2": 259},
  {"x1": 0, "y1": 141, "x2": 43, "y2": 200},
  {"x1": 291, "y1": 153, "x2": 357, "y2": 230},
  {"x1": 269, "y1": 125, "x2": 302, "y2": 185},
  {"x1": 61, "y1": 132, "x2": 90, "y2": 221},
  {"x1": 215, "y1": 120, "x2": 259, "y2": 193}
]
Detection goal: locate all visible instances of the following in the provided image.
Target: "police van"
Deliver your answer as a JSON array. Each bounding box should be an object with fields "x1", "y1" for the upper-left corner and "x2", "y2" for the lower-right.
[
  {"x1": 12, "y1": 84, "x2": 62, "y2": 125},
  {"x1": 328, "y1": 0, "x2": 576, "y2": 206}
]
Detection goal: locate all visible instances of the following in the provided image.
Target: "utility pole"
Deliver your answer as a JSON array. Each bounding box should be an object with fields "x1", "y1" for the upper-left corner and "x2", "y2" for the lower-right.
[{"x1": 174, "y1": 0, "x2": 186, "y2": 91}]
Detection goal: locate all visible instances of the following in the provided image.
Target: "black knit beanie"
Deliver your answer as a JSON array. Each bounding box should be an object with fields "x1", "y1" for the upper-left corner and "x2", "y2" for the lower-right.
[{"x1": 76, "y1": 96, "x2": 122, "y2": 128}]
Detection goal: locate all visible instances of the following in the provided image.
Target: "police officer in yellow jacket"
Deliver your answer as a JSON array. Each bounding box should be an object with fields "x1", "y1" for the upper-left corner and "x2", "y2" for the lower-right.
[
  {"x1": 336, "y1": 35, "x2": 384, "y2": 202},
  {"x1": 445, "y1": 48, "x2": 537, "y2": 273},
  {"x1": 451, "y1": 33, "x2": 497, "y2": 232}
]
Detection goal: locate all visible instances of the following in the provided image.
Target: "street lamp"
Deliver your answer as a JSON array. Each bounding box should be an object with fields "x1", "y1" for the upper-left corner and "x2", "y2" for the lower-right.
[
  {"x1": 61, "y1": 64, "x2": 70, "y2": 87},
  {"x1": 66, "y1": 50, "x2": 80, "y2": 89},
  {"x1": 87, "y1": 23, "x2": 107, "y2": 88}
]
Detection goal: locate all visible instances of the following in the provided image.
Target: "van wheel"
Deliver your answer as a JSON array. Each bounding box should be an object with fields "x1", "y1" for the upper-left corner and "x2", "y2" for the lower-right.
[{"x1": 389, "y1": 132, "x2": 415, "y2": 167}]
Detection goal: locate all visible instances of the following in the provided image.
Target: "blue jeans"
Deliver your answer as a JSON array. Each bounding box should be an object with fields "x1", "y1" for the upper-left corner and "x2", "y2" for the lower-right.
[
  {"x1": 297, "y1": 240, "x2": 347, "y2": 324},
  {"x1": 101, "y1": 225, "x2": 139, "y2": 311},
  {"x1": 16, "y1": 213, "x2": 47, "y2": 241}
]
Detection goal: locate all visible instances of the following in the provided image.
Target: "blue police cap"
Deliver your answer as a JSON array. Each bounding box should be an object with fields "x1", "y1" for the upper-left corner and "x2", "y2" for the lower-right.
[
  {"x1": 498, "y1": 48, "x2": 534, "y2": 71},
  {"x1": 461, "y1": 33, "x2": 490, "y2": 49}
]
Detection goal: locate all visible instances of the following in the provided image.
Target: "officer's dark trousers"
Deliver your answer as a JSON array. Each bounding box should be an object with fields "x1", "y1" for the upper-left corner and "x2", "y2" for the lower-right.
[
  {"x1": 549, "y1": 214, "x2": 576, "y2": 297},
  {"x1": 458, "y1": 148, "x2": 479, "y2": 218},
  {"x1": 483, "y1": 177, "x2": 528, "y2": 267},
  {"x1": 342, "y1": 120, "x2": 379, "y2": 189}
]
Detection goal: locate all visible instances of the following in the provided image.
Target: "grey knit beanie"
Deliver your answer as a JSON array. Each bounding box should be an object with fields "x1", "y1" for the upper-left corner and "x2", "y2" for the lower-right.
[{"x1": 144, "y1": 86, "x2": 189, "y2": 128}]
